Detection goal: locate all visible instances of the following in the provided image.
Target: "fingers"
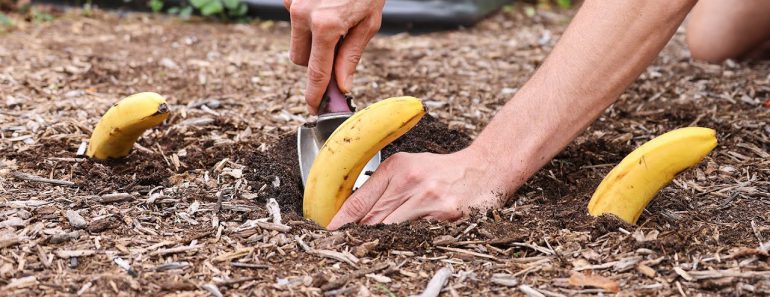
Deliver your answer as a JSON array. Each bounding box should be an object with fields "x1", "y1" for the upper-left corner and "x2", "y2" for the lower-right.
[
  {"x1": 326, "y1": 166, "x2": 392, "y2": 230},
  {"x1": 304, "y1": 18, "x2": 345, "y2": 114},
  {"x1": 288, "y1": 4, "x2": 311, "y2": 66},
  {"x1": 382, "y1": 197, "x2": 462, "y2": 225},
  {"x1": 334, "y1": 15, "x2": 381, "y2": 93},
  {"x1": 358, "y1": 186, "x2": 409, "y2": 224}
]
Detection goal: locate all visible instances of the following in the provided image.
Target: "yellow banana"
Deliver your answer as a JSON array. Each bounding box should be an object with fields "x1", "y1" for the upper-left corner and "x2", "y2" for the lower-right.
[
  {"x1": 303, "y1": 96, "x2": 425, "y2": 228},
  {"x1": 587, "y1": 127, "x2": 717, "y2": 224},
  {"x1": 87, "y1": 92, "x2": 170, "y2": 160}
]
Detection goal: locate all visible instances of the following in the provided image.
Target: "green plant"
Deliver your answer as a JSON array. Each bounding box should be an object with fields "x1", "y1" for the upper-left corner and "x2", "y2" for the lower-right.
[
  {"x1": 0, "y1": 13, "x2": 12, "y2": 30},
  {"x1": 148, "y1": 0, "x2": 164, "y2": 13},
  {"x1": 154, "y1": 0, "x2": 248, "y2": 20},
  {"x1": 32, "y1": 10, "x2": 54, "y2": 23},
  {"x1": 555, "y1": 0, "x2": 571, "y2": 9}
]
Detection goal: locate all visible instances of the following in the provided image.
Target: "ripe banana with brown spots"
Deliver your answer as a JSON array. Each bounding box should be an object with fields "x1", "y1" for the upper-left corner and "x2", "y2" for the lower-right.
[
  {"x1": 87, "y1": 92, "x2": 170, "y2": 160},
  {"x1": 587, "y1": 127, "x2": 717, "y2": 224},
  {"x1": 303, "y1": 96, "x2": 425, "y2": 228}
]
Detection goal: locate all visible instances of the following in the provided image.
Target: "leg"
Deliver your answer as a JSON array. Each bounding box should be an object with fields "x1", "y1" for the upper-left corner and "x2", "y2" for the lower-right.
[{"x1": 686, "y1": 0, "x2": 770, "y2": 62}]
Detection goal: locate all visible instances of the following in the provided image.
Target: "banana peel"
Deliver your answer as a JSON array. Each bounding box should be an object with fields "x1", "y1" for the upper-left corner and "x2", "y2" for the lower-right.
[
  {"x1": 87, "y1": 92, "x2": 170, "y2": 160},
  {"x1": 587, "y1": 127, "x2": 717, "y2": 224}
]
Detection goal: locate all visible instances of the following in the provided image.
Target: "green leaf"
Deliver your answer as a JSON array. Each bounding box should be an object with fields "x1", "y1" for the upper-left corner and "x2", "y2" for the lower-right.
[
  {"x1": 200, "y1": 0, "x2": 223, "y2": 16},
  {"x1": 167, "y1": 6, "x2": 180, "y2": 14},
  {"x1": 556, "y1": 0, "x2": 571, "y2": 9},
  {"x1": 148, "y1": 0, "x2": 164, "y2": 13},
  {"x1": 189, "y1": 0, "x2": 211, "y2": 9},
  {"x1": 222, "y1": 0, "x2": 240, "y2": 10},
  {"x1": 0, "y1": 13, "x2": 12, "y2": 27},
  {"x1": 179, "y1": 6, "x2": 193, "y2": 19},
  {"x1": 235, "y1": 3, "x2": 248, "y2": 16}
]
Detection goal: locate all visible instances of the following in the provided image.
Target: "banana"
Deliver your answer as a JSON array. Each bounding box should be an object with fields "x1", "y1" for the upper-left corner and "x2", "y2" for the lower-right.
[
  {"x1": 303, "y1": 96, "x2": 425, "y2": 228},
  {"x1": 87, "y1": 92, "x2": 170, "y2": 160},
  {"x1": 587, "y1": 127, "x2": 717, "y2": 224}
]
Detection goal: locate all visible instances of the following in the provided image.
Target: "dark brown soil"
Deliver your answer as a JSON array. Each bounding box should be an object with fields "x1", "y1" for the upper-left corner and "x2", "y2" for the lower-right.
[{"x1": 2, "y1": 5, "x2": 769, "y2": 296}]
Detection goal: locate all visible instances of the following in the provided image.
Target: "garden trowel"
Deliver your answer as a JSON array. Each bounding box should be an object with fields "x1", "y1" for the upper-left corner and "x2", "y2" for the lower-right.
[{"x1": 297, "y1": 76, "x2": 381, "y2": 189}]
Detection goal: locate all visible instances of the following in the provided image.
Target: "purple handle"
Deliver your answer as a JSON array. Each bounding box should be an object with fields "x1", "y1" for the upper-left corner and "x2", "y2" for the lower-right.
[
  {"x1": 321, "y1": 76, "x2": 351, "y2": 114},
  {"x1": 319, "y1": 37, "x2": 351, "y2": 114}
]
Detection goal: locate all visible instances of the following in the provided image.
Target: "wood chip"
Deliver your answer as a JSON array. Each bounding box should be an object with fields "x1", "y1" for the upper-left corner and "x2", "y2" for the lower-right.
[
  {"x1": 673, "y1": 266, "x2": 694, "y2": 282},
  {"x1": 312, "y1": 249, "x2": 359, "y2": 267},
  {"x1": 436, "y1": 246, "x2": 498, "y2": 260},
  {"x1": 12, "y1": 172, "x2": 75, "y2": 187},
  {"x1": 518, "y1": 285, "x2": 546, "y2": 297},
  {"x1": 353, "y1": 239, "x2": 379, "y2": 258},
  {"x1": 150, "y1": 245, "x2": 202, "y2": 256},
  {"x1": 490, "y1": 273, "x2": 518, "y2": 287},
  {"x1": 256, "y1": 221, "x2": 291, "y2": 232},
  {"x1": 65, "y1": 210, "x2": 87, "y2": 229},
  {"x1": 98, "y1": 193, "x2": 134, "y2": 203},
  {"x1": 0, "y1": 232, "x2": 21, "y2": 249},
  {"x1": 3, "y1": 276, "x2": 37, "y2": 290},
  {"x1": 213, "y1": 247, "x2": 254, "y2": 262},
  {"x1": 636, "y1": 263, "x2": 657, "y2": 278},
  {"x1": 417, "y1": 266, "x2": 452, "y2": 297},
  {"x1": 568, "y1": 271, "x2": 620, "y2": 293},
  {"x1": 54, "y1": 250, "x2": 96, "y2": 258}
]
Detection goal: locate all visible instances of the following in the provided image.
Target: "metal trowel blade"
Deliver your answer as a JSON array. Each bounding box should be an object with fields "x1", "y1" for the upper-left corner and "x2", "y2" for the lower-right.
[{"x1": 298, "y1": 112, "x2": 381, "y2": 190}]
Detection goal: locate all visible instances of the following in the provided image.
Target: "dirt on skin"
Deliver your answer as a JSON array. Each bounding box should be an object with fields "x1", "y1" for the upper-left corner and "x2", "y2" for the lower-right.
[{"x1": 1, "y1": 5, "x2": 769, "y2": 296}]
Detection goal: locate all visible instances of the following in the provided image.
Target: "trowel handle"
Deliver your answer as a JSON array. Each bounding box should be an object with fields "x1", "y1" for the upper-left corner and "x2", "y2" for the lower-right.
[
  {"x1": 321, "y1": 76, "x2": 351, "y2": 113},
  {"x1": 319, "y1": 38, "x2": 352, "y2": 114}
]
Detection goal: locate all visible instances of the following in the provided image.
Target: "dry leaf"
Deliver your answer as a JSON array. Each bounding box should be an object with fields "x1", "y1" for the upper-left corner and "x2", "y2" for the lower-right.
[{"x1": 568, "y1": 271, "x2": 620, "y2": 293}]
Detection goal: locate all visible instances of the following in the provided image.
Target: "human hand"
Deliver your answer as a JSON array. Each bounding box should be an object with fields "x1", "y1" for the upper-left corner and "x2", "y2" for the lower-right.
[
  {"x1": 326, "y1": 148, "x2": 518, "y2": 230},
  {"x1": 284, "y1": 0, "x2": 385, "y2": 114}
]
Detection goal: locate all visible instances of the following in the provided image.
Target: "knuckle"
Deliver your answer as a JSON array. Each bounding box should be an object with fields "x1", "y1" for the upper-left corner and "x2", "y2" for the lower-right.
[
  {"x1": 345, "y1": 53, "x2": 362, "y2": 65},
  {"x1": 343, "y1": 196, "x2": 369, "y2": 217},
  {"x1": 404, "y1": 169, "x2": 422, "y2": 183},
  {"x1": 288, "y1": 3, "x2": 309, "y2": 18},
  {"x1": 306, "y1": 64, "x2": 328, "y2": 85},
  {"x1": 311, "y1": 14, "x2": 344, "y2": 33},
  {"x1": 422, "y1": 182, "x2": 441, "y2": 199}
]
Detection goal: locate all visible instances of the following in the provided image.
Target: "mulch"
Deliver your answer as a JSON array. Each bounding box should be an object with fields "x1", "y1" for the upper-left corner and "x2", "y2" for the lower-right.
[{"x1": 1, "y1": 4, "x2": 769, "y2": 296}]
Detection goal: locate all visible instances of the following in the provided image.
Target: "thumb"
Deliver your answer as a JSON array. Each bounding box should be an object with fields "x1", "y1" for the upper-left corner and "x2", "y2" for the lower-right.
[{"x1": 326, "y1": 168, "x2": 390, "y2": 230}]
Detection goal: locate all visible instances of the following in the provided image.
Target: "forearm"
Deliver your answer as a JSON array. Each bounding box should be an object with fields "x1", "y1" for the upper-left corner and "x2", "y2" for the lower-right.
[{"x1": 471, "y1": 0, "x2": 697, "y2": 193}]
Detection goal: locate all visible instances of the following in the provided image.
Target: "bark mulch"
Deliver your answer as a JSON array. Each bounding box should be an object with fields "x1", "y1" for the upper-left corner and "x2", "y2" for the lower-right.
[{"x1": 1, "y1": 5, "x2": 769, "y2": 296}]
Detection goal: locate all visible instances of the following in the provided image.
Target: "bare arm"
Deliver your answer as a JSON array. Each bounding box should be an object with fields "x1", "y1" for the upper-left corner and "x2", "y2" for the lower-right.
[
  {"x1": 328, "y1": 0, "x2": 699, "y2": 229},
  {"x1": 470, "y1": 0, "x2": 699, "y2": 195}
]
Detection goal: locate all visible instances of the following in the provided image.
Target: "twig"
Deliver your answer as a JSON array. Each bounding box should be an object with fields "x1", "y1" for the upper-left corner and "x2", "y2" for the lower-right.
[
  {"x1": 518, "y1": 285, "x2": 546, "y2": 297},
  {"x1": 417, "y1": 266, "x2": 452, "y2": 297},
  {"x1": 99, "y1": 193, "x2": 133, "y2": 203},
  {"x1": 436, "y1": 246, "x2": 499, "y2": 261},
  {"x1": 257, "y1": 221, "x2": 291, "y2": 233},
  {"x1": 201, "y1": 284, "x2": 223, "y2": 297},
  {"x1": 216, "y1": 277, "x2": 259, "y2": 288},
  {"x1": 150, "y1": 245, "x2": 202, "y2": 256},
  {"x1": 321, "y1": 263, "x2": 391, "y2": 291},
  {"x1": 12, "y1": 172, "x2": 75, "y2": 187},
  {"x1": 231, "y1": 263, "x2": 269, "y2": 269}
]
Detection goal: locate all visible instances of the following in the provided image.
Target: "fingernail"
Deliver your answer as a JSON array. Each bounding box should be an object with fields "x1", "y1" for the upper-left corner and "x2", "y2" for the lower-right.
[{"x1": 342, "y1": 77, "x2": 353, "y2": 93}]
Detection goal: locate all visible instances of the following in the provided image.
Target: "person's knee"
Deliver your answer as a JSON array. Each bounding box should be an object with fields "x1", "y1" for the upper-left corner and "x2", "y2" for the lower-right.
[{"x1": 686, "y1": 24, "x2": 738, "y2": 63}]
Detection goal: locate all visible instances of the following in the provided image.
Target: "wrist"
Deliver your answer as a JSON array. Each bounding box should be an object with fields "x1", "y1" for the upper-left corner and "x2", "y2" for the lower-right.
[{"x1": 460, "y1": 142, "x2": 528, "y2": 198}]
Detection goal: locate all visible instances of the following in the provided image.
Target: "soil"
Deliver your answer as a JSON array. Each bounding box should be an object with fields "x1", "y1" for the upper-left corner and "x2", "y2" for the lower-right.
[{"x1": 1, "y1": 4, "x2": 770, "y2": 297}]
